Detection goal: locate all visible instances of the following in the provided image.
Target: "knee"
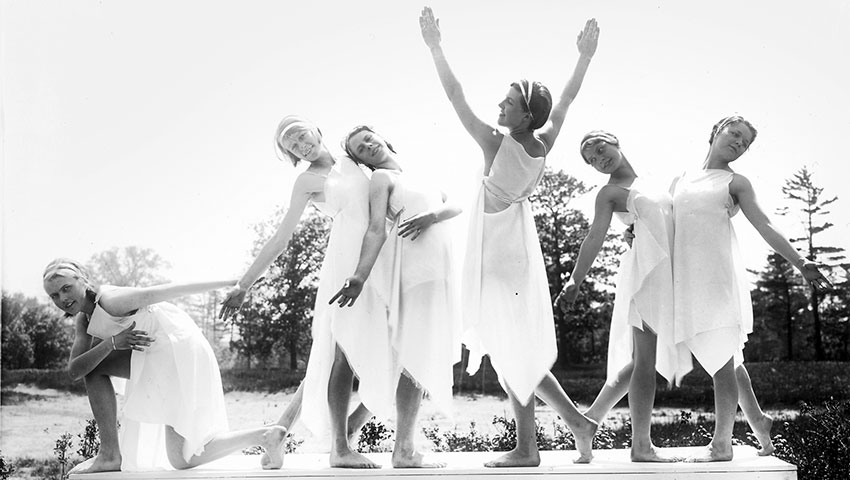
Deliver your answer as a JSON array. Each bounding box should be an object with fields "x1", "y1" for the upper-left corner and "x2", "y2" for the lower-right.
[{"x1": 167, "y1": 453, "x2": 192, "y2": 470}]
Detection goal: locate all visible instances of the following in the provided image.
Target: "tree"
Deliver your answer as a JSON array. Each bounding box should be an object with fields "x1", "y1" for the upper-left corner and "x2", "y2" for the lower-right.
[
  {"x1": 779, "y1": 167, "x2": 849, "y2": 360},
  {"x1": 1, "y1": 291, "x2": 72, "y2": 369},
  {"x1": 530, "y1": 168, "x2": 624, "y2": 365},
  {"x1": 86, "y1": 246, "x2": 170, "y2": 287},
  {"x1": 227, "y1": 207, "x2": 330, "y2": 369},
  {"x1": 748, "y1": 252, "x2": 809, "y2": 360}
]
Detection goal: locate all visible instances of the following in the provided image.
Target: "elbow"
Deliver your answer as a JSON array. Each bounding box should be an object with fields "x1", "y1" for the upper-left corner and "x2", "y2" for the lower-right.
[{"x1": 67, "y1": 364, "x2": 86, "y2": 382}]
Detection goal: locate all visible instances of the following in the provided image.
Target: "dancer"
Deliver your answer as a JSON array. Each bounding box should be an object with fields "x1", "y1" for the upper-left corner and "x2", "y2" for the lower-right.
[
  {"x1": 219, "y1": 116, "x2": 392, "y2": 468},
  {"x1": 42, "y1": 259, "x2": 287, "y2": 474},
  {"x1": 671, "y1": 116, "x2": 831, "y2": 461},
  {"x1": 420, "y1": 6, "x2": 599, "y2": 466},
  {"x1": 555, "y1": 131, "x2": 690, "y2": 462},
  {"x1": 331, "y1": 125, "x2": 462, "y2": 468}
]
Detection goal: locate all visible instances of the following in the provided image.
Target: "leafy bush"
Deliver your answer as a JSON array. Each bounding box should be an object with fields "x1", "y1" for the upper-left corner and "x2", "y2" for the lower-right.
[
  {"x1": 773, "y1": 399, "x2": 850, "y2": 480},
  {"x1": 356, "y1": 419, "x2": 394, "y2": 453},
  {"x1": 0, "y1": 451, "x2": 14, "y2": 480}
]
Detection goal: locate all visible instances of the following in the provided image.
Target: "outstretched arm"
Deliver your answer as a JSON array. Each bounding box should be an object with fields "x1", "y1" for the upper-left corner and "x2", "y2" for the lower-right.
[
  {"x1": 538, "y1": 18, "x2": 599, "y2": 152},
  {"x1": 420, "y1": 6, "x2": 501, "y2": 164},
  {"x1": 329, "y1": 172, "x2": 394, "y2": 307},
  {"x1": 733, "y1": 174, "x2": 832, "y2": 291},
  {"x1": 219, "y1": 172, "x2": 324, "y2": 319},
  {"x1": 99, "y1": 280, "x2": 237, "y2": 317},
  {"x1": 555, "y1": 186, "x2": 617, "y2": 312}
]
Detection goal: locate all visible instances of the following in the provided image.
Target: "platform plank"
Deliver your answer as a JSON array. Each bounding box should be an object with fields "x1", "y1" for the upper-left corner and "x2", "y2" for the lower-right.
[{"x1": 69, "y1": 446, "x2": 796, "y2": 479}]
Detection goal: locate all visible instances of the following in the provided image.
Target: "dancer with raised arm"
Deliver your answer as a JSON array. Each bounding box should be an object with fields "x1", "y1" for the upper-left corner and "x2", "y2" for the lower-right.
[
  {"x1": 331, "y1": 125, "x2": 462, "y2": 468},
  {"x1": 420, "y1": 6, "x2": 599, "y2": 466},
  {"x1": 219, "y1": 116, "x2": 390, "y2": 468},
  {"x1": 42, "y1": 259, "x2": 287, "y2": 474},
  {"x1": 671, "y1": 116, "x2": 831, "y2": 461},
  {"x1": 555, "y1": 131, "x2": 690, "y2": 462}
]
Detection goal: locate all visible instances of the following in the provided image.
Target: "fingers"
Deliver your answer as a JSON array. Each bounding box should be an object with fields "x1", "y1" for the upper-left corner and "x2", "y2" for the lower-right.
[{"x1": 329, "y1": 289, "x2": 344, "y2": 305}]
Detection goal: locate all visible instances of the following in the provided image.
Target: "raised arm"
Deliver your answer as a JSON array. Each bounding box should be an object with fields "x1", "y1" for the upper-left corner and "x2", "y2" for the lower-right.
[
  {"x1": 397, "y1": 191, "x2": 462, "y2": 240},
  {"x1": 538, "y1": 18, "x2": 599, "y2": 152},
  {"x1": 219, "y1": 172, "x2": 324, "y2": 319},
  {"x1": 420, "y1": 6, "x2": 500, "y2": 158},
  {"x1": 329, "y1": 171, "x2": 394, "y2": 307},
  {"x1": 555, "y1": 186, "x2": 618, "y2": 312},
  {"x1": 732, "y1": 174, "x2": 832, "y2": 291}
]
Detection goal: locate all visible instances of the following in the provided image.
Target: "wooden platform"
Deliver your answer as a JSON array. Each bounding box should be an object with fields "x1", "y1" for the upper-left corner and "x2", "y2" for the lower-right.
[{"x1": 69, "y1": 446, "x2": 797, "y2": 479}]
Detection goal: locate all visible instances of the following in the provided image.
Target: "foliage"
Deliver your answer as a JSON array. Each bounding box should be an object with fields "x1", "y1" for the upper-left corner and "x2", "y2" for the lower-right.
[
  {"x1": 1, "y1": 291, "x2": 72, "y2": 370},
  {"x1": 227, "y1": 207, "x2": 329, "y2": 369},
  {"x1": 530, "y1": 168, "x2": 623, "y2": 365},
  {"x1": 356, "y1": 419, "x2": 394, "y2": 453},
  {"x1": 85, "y1": 245, "x2": 171, "y2": 287},
  {"x1": 76, "y1": 419, "x2": 99, "y2": 460},
  {"x1": 773, "y1": 399, "x2": 850, "y2": 480},
  {"x1": 53, "y1": 432, "x2": 73, "y2": 480},
  {"x1": 748, "y1": 253, "x2": 809, "y2": 361},
  {"x1": 0, "y1": 451, "x2": 14, "y2": 480}
]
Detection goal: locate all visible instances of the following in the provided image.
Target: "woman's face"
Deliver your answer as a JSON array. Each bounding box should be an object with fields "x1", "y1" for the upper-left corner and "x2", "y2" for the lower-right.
[
  {"x1": 282, "y1": 127, "x2": 323, "y2": 163},
  {"x1": 711, "y1": 122, "x2": 754, "y2": 162},
  {"x1": 43, "y1": 274, "x2": 88, "y2": 316},
  {"x1": 346, "y1": 130, "x2": 391, "y2": 168},
  {"x1": 497, "y1": 88, "x2": 530, "y2": 128},
  {"x1": 583, "y1": 141, "x2": 623, "y2": 174}
]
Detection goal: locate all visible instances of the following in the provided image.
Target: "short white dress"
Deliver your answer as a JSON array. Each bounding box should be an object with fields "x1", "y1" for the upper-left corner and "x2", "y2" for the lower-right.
[
  {"x1": 606, "y1": 179, "x2": 691, "y2": 387},
  {"x1": 300, "y1": 156, "x2": 395, "y2": 437},
  {"x1": 380, "y1": 172, "x2": 461, "y2": 415},
  {"x1": 672, "y1": 169, "x2": 751, "y2": 376},
  {"x1": 462, "y1": 134, "x2": 555, "y2": 405},
  {"x1": 87, "y1": 288, "x2": 228, "y2": 470}
]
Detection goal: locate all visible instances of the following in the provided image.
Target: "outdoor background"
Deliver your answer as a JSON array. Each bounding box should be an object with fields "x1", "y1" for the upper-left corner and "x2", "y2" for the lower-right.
[{"x1": 2, "y1": 1, "x2": 849, "y2": 479}]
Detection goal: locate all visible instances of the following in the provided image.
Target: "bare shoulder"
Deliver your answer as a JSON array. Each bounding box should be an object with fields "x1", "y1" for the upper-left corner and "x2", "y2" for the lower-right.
[
  {"x1": 370, "y1": 169, "x2": 397, "y2": 187},
  {"x1": 729, "y1": 172, "x2": 754, "y2": 195},
  {"x1": 294, "y1": 170, "x2": 327, "y2": 194}
]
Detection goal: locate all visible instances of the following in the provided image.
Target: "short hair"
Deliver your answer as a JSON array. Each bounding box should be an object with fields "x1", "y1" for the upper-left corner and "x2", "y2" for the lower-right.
[
  {"x1": 510, "y1": 80, "x2": 552, "y2": 131},
  {"x1": 579, "y1": 130, "x2": 620, "y2": 164},
  {"x1": 341, "y1": 125, "x2": 397, "y2": 170},
  {"x1": 708, "y1": 116, "x2": 758, "y2": 147},
  {"x1": 274, "y1": 115, "x2": 322, "y2": 166}
]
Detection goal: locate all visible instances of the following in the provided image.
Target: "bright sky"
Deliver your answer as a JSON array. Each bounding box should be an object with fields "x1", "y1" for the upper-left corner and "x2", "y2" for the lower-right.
[{"x1": 3, "y1": 0, "x2": 849, "y2": 299}]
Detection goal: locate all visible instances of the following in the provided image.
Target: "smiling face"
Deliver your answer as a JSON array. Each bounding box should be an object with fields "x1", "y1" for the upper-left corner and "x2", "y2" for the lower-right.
[
  {"x1": 497, "y1": 87, "x2": 531, "y2": 129},
  {"x1": 280, "y1": 125, "x2": 323, "y2": 164},
  {"x1": 43, "y1": 274, "x2": 89, "y2": 316},
  {"x1": 582, "y1": 140, "x2": 623, "y2": 174},
  {"x1": 346, "y1": 129, "x2": 392, "y2": 168},
  {"x1": 710, "y1": 122, "x2": 755, "y2": 163}
]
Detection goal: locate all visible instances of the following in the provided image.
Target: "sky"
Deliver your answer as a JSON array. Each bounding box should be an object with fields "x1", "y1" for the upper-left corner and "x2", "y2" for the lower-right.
[{"x1": 2, "y1": 0, "x2": 849, "y2": 300}]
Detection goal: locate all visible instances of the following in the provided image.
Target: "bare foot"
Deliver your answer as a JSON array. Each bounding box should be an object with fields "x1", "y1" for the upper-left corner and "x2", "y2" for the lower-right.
[
  {"x1": 751, "y1": 414, "x2": 775, "y2": 456},
  {"x1": 631, "y1": 445, "x2": 682, "y2": 462},
  {"x1": 686, "y1": 443, "x2": 733, "y2": 462},
  {"x1": 330, "y1": 448, "x2": 381, "y2": 469},
  {"x1": 392, "y1": 450, "x2": 446, "y2": 468},
  {"x1": 484, "y1": 448, "x2": 540, "y2": 468},
  {"x1": 68, "y1": 452, "x2": 121, "y2": 474},
  {"x1": 260, "y1": 426, "x2": 287, "y2": 470},
  {"x1": 572, "y1": 417, "x2": 598, "y2": 464}
]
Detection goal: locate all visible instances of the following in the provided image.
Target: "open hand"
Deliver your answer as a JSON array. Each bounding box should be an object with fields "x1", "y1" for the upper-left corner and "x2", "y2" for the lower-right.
[
  {"x1": 576, "y1": 18, "x2": 599, "y2": 59},
  {"x1": 112, "y1": 321, "x2": 154, "y2": 351},
  {"x1": 554, "y1": 279, "x2": 580, "y2": 314},
  {"x1": 419, "y1": 6, "x2": 441, "y2": 49},
  {"x1": 329, "y1": 276, "x2": 365, "y2": 308},
  {"x1": 399, "y1": 211, "x2": 437, "y2": 240},
  {"x1": 219, "y1": 286, "x2": 248, "y2": 320},
  {"x1": 799, "y1": 260, "x2": 833, "y2": 293}
]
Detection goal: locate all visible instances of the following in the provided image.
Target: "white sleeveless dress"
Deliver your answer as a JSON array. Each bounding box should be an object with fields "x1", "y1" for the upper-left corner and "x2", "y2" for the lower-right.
[
  {"x1": 462, "y1": 134, "x2": 554, "y2": 405},
  {"x1": 87, "y1": 287, "x2": 228, "y2": 470},
  {"x1": 300, "y1": 156, "x2": 395, "y2": 437},
  {"x1": 380, "y1": 172, "x2": 461, "y2": 415},
  {"x1": 672, "y1": 169, "x2": 751, "y2": 376},
  {"x1": 606, "y1": 179, "x2": 691, "y2": 387}
]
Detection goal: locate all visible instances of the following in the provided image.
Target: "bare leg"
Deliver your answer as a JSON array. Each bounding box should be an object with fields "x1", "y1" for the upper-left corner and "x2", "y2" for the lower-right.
[
  {"x1": 328, "y1": 345, "x2": 379, "y2": 468},
  {"x1": 689, "y1": 358, "x2": 736, "y2": 462},
  {"x1": 735, "y1": 365, "x2": 774, "y2": 455},
  {"x1": 628, "y1": 327, "x2": 674, "y2": 462},
  {"x1": 165, "y1": 425, "x2": 286, "y2": 470},
  {"x1": 485, "y1": 389, "x2": 540, "y2": 467},
  {"x1": 347, "y1": 402, "x2": 372, "y2": 444},
  {"x1": 276, "y1": 382, "x2": 304, "y2": 431},
  {"x1": 584, "y1": 362, "x2": 632, "y2": 423},
  {"x1": 536, "y1": 373, "x2": 597, "y2": 463},
  {"x1": 69, "y1": 349, "x2": 131, "y2": 475},
  {"x1": 391, "y1": 374, "x2": 445, "y2": 468}
]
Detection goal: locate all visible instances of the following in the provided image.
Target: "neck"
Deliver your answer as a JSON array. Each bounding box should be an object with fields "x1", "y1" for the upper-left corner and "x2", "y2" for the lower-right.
[
  {"x1": 609, "y1": 159, "x2": 637, "y2": 184},
  {"x1": 312, "y1": 147, "x2": 335, "y2": 168},
  {"x1": 377, "y1": 153, "x2": 402, "y2": 172},
  {"x1": 702, "y1": 149, "x2": 732, "y2": 171}
]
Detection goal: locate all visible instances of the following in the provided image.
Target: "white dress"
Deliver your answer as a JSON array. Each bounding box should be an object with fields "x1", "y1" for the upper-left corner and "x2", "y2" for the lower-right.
[
  {"x1": 381, "y1": 172, "x2": 461, "y2": 415},
  {"x1": 300, "y1": 156, "x2": 395, "y2": 437},
  {"x1": 672, "y1": 169, "x2": 751, "y2": 376},
  {"x1": 606, "y1": 179, "x2": 691, "y2": 387},
  {"x1": 462, "y1": 134, "x2": 555, "y2": 405},
  {"x1": 87, "y1": 288, "x2": 228, "y2": 470}
]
